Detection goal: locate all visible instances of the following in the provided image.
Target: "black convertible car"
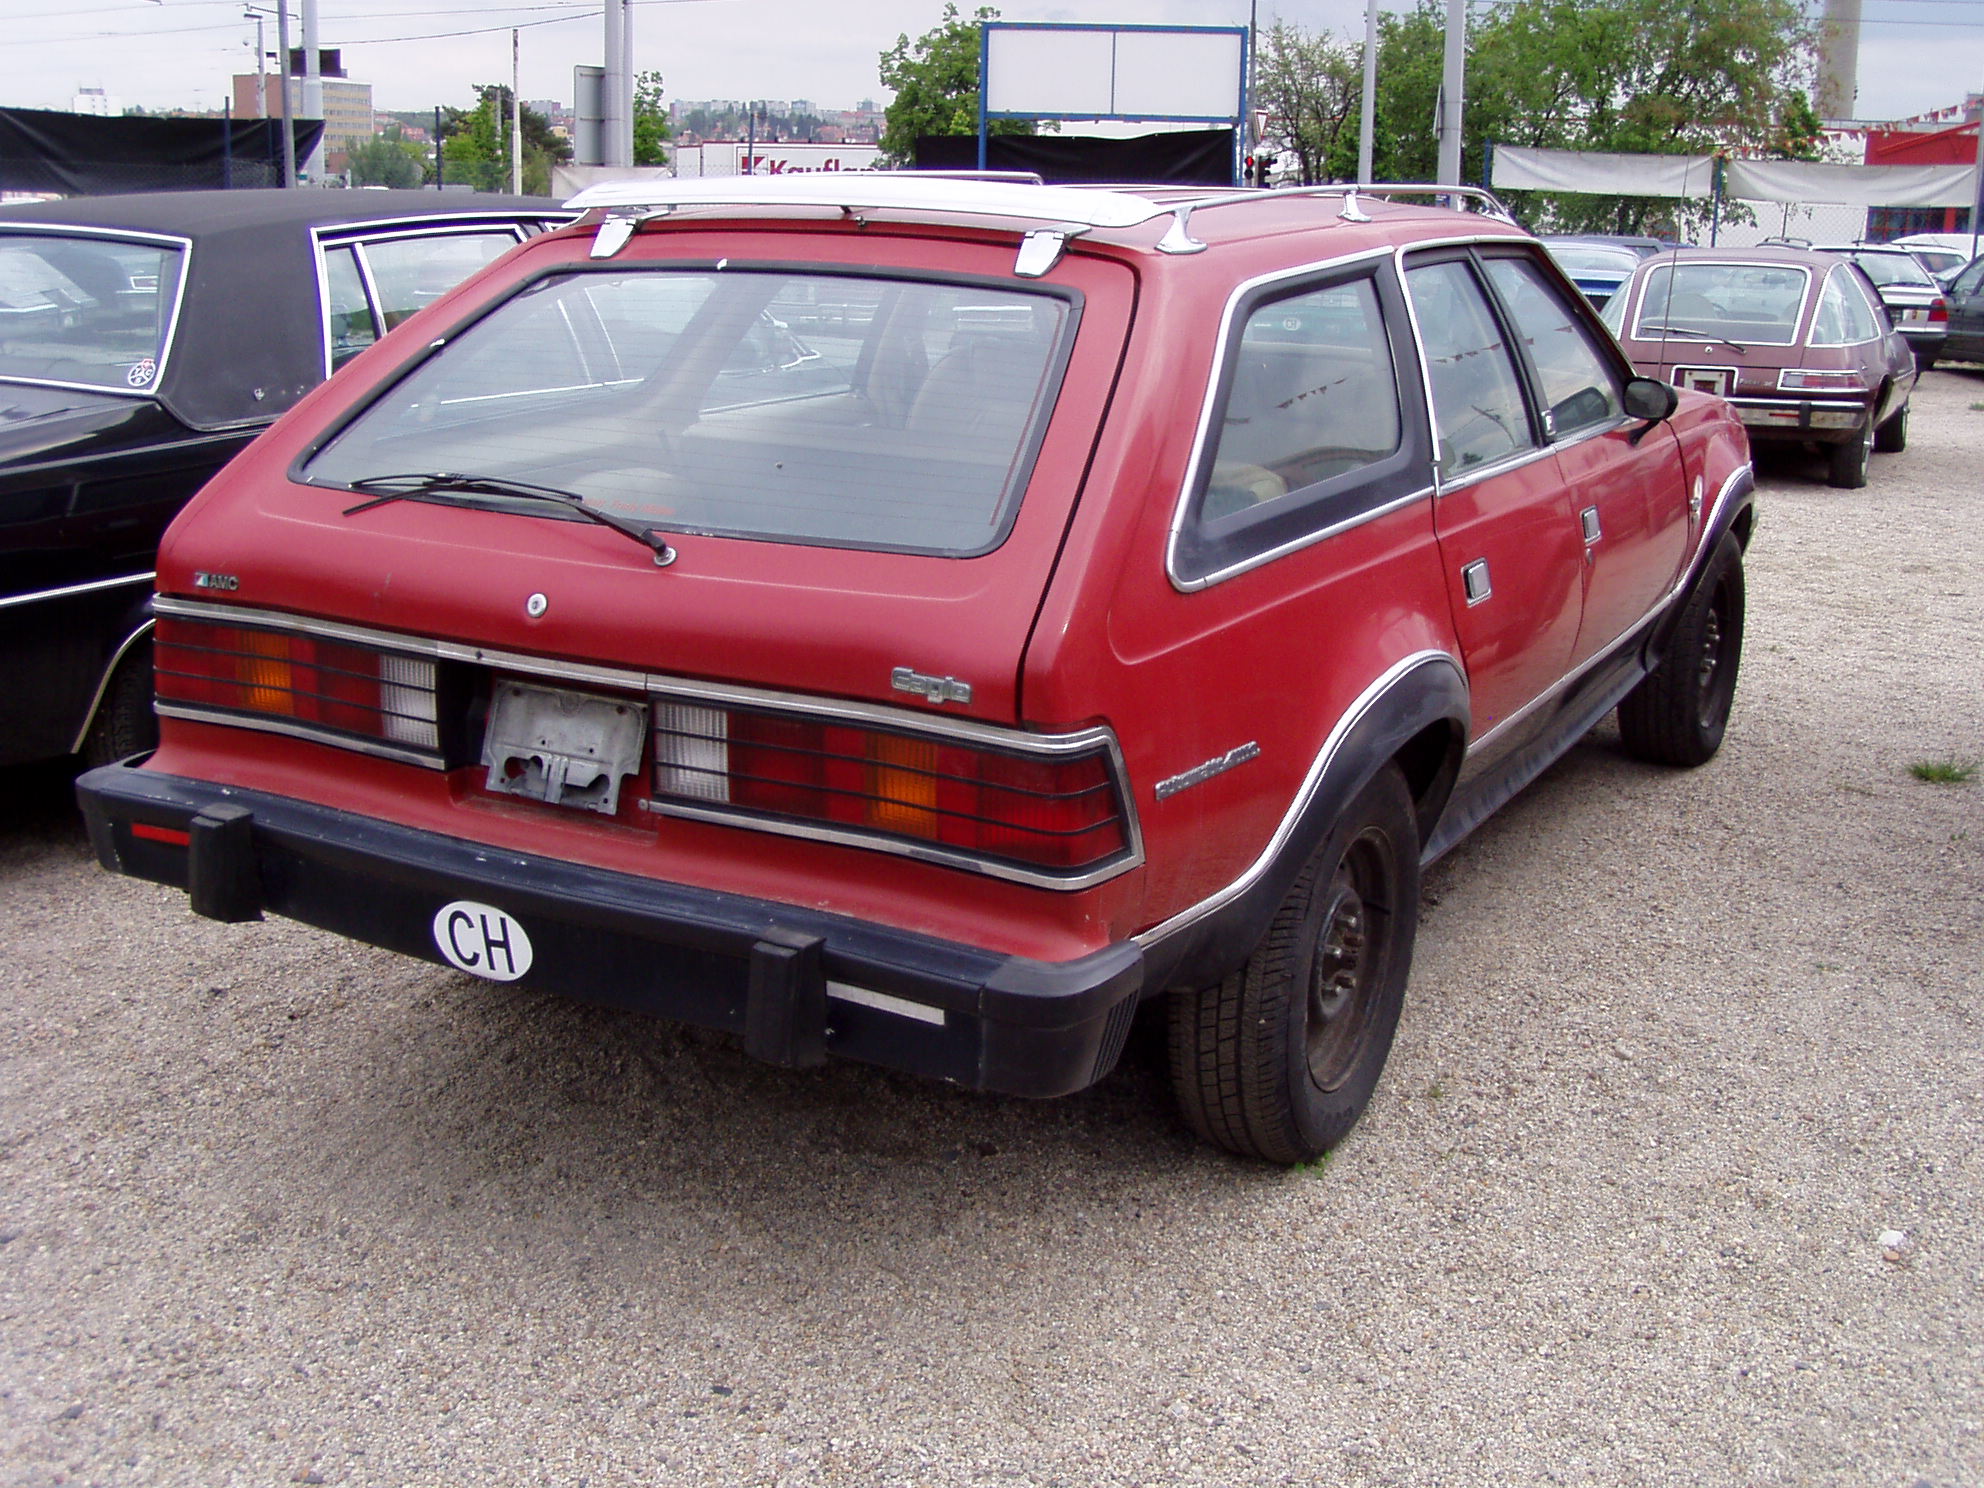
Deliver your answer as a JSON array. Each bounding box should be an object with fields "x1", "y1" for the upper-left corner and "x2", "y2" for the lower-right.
[{"x1": 0, "y1": 188, "x2": 566, "y2": 768}]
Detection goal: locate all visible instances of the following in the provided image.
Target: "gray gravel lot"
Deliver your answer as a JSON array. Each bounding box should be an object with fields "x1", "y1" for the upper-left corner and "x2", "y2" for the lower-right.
[{"x1": 3, "y1": 371, "x2": 1980, "y2": 1488}]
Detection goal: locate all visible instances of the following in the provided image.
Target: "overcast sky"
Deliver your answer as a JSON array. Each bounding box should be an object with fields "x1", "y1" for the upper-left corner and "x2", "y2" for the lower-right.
[{"x1": 2, "y1": 0, "x2": 1979, "y2": 129}]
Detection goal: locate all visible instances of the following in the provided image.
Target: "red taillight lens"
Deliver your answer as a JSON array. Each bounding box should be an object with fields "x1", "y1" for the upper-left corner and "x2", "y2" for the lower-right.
[
  {"x1": 154, "y1": 615, "x2": 439, "y2": 752},
  {"x1": 1930, "y1": 296, "x2": 1949, "y2": 324},
  {"x1": 652, "y1": 701, "x2": 1129, "y2": 875}
]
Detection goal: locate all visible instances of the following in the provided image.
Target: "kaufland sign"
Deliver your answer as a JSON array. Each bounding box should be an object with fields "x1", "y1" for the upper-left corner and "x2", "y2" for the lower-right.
[{"x1": 675, "y1": 142, "x2": 884, "y2": 177}]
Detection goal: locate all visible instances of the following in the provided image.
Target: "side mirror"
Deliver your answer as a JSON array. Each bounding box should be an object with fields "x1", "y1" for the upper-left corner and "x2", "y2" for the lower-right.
[{"x1": 1623, "y1": 376, "x2": 1679, "y2": 421}]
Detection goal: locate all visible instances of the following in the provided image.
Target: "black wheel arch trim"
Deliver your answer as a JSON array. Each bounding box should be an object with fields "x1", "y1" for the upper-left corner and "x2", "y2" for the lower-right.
[{"x1": 1135, "y1": 650, "x2": 1468, "y2": 996}]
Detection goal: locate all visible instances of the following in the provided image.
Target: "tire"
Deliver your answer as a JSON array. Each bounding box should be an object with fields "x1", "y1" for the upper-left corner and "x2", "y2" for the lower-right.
[
  {"x1": 1873, "y1": 400, "x2": 1908, "y2": 454},
  {"x1": 1617, "y1": 533, "x2": 1744, "y2": 768},
  {"x1": 1826, "y1": 415, "x2": 1873, "y2": 488},
  {"x1": 80, "y1": 643, "x2": 158, "y2": 768},
  {"x1": 1169, "y1": 765, "x2": 1419, "y2": 1165}
]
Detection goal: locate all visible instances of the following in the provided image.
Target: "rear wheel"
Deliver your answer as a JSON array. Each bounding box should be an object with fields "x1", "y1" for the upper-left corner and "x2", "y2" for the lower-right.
[
  {"x1": 1873, "y1": 400, "x2": 1909, "y2": 453},
  {"x1": 1169, "y1": 765, "x2": 1419, "y2": 1165},
  {"x1": 1826, "y1": 415, "x2": 1874, "y2": 488},
  {"x1": 1618, "y1": 533, "x2": 1744, "y2": 767},
  {"x1": 80, "y1": 643, "x2": 157, "y2": 768}
]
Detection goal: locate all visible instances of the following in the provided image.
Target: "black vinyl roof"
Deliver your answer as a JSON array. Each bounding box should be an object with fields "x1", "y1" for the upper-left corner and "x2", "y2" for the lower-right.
[{"x1": 0, "y1": 189, "x2": 567, "y2": 429}]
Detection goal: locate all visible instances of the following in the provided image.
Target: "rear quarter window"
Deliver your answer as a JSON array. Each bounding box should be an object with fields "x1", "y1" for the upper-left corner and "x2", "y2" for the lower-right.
[{"x1": 1171, "y1": 264, "x2": 1432, "y2": 587}]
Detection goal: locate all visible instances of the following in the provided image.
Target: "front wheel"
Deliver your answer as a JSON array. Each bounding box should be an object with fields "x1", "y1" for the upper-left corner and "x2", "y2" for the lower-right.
[
  {"x1": 1617, "y1": 533, "x2": 1744, "y2": 767},
  {"x1": 1168, "y1": 765, "x2": 1419, "y2": 1165}
]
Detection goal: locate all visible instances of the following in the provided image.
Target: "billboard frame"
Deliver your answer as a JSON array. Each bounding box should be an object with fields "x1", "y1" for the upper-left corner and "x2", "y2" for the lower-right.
[{"x1": 976, "y1": 22, "x2": 1249, "y2": 185}]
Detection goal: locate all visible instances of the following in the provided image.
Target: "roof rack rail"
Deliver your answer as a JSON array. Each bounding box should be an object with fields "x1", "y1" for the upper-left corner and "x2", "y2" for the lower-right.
[{"x1": 560, "y1": 174, "x2": 1519, "y2": 275}]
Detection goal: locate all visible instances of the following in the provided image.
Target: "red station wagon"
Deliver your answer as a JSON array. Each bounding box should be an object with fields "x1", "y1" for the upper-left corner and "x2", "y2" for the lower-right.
[{"x1": 78, "y1": 177, "x2": 1755, "y2": 1164}]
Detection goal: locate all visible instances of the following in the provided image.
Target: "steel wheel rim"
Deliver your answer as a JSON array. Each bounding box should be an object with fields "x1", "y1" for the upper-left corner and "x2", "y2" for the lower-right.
[{"x1": 1305, "y1": 831, "x2": 1394, "y2": 1090}]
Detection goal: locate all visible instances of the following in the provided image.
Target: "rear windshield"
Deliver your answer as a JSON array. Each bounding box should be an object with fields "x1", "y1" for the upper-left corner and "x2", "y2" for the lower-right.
[
  {"x1": 303, "y1": 267, "x2": 1073, "y2": 556},
  {"x1": 1628, "y1": 262, "x2": 1809, "y2": 346},
  {"x1": 1844, "y1": 251, "x2": 1933, "y2": 289},
  {"x1": 0, "y1": 233, "x2": 184, "y2": 393}
]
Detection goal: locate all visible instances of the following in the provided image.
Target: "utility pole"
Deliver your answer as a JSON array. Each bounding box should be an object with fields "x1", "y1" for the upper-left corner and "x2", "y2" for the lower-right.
[
  {"x1": 511, "y1": 29, "x2": 523, "y2": 194},
  {"x1": 275, "y1": 0, "x2": 296, "y2": 187},
  {"x1": 300, "y1": 0, "x2": 323, "y2": 182},
  {"x1": 245, "y1": 8, "x2": 266, "y2": 119},
  {"x1": 1435, "y1": 0, "x2": 1465, "y2": 186},
  {"x1": 1358, "y1": 0, "x2": 1378, "y2": 184},
  {"x1": 603, "y1": 0, "x2": 628, "y2": 167}
]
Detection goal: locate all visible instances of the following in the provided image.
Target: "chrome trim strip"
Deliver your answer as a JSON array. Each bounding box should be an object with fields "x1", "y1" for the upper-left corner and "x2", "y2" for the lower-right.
[
  {"x1": 1162, "y1": 245, "x2": 1400, "y2": 592},
  {"x1": 1466, "y1": 460, "x2": 1752, "y2": 757},
  {"x1": 0, "y1": 224, "x2": 193, "y2": 401},
  {"x1": 153, "y1": 597, "x2": 1145, "y2": 891},
  {"x1": 0, "y1": 571, "x2": 154, "y2": 611},
  {"x1": 155, "y1": 703, "x2": 445, "y2": 770},
  {"x1": 67, "y1": 617, "x2": 156, "y2": 755},
  {"x1": 1133, "y1": 649, "x2": 1460, "y2": 948},
  {"x1": 827, "y1": 982, "x2": 945, "y2": 1026}
]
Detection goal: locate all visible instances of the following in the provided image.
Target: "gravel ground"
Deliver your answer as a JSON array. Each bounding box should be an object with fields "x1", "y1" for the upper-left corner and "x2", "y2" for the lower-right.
[{"x1": 3, "y1": 371, "x2": 1980, "y2": 1488}]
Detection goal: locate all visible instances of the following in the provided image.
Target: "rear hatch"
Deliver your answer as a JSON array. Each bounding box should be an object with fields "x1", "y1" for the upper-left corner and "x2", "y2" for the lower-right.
[{"x1": 171, "y1": 225, "x2": 1137, "y2": 726}]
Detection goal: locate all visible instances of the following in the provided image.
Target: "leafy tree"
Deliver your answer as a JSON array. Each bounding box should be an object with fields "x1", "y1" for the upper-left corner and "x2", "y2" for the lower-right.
[
  {"x1": 1374, "y1": 0, "x2": 1813, "y2": 234},
  {"x1": 633, "y1": 69, "x2": 672, "y2": 167},
  {"x1": 877, "y1": 3, "x2": 1034, "y2": 167},
  {"x1": 441, "y1": 84, "x2": 571, "y2": 195},
  {"x1": 1770, "y1": 90, "x2": 1824, "y2": 160},
  {"x1": 346, "y1": 126, "x2": 428, "y2": 188},
  {"x1": 1253, "y1": 21, "x2": 1362, "y2": 185}
]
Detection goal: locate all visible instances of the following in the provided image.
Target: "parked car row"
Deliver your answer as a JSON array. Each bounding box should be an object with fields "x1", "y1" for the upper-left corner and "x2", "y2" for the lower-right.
[{"x1": 0, "y1": 189, "x2": 569, "y2": 770}]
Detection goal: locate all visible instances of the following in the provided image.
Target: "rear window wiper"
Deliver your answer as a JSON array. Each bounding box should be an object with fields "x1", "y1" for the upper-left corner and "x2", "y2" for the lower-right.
[
  {"x1": 339, "y1": 472, "x2": 676, "y2": 566},
  {"x1": 1638, "y1": 323, "x2": 1750, "y2": 352}
]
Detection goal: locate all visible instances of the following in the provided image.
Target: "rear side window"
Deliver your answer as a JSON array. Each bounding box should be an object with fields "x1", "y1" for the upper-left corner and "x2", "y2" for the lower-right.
[
  {"x1": 1811, "y1": 267, "x2": 1881, "y2": 346},
  {"x1": 1172, "y1": 264, "x2": 1432, "y2": 586},
  {"x1": 0, "y1": 233, "x2": 184, "y2": 393},
  {"x1": 303, "y1": 268, "x2": 1074, "y2": 557}
]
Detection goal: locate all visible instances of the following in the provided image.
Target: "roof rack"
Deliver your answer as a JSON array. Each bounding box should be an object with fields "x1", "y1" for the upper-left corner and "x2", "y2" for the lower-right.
[{"x1": 561, "y1": 174, "x2": 1519, "y2": 277}]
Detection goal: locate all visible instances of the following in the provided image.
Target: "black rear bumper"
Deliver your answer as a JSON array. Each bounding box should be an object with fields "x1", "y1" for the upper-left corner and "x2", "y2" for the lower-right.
[{"x1": 75, "y1": 764, "x2": 1146, "y2": 1098}]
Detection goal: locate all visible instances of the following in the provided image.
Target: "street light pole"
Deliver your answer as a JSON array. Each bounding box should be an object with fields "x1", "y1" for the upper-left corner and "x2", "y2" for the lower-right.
[{"x1": 1358, "y1": 0, "x2": 1378, "y2": 184}]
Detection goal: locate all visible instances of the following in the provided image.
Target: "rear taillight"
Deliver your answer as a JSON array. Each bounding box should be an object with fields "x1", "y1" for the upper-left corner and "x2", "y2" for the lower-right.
[
  {"x1": 652, "y1": 700, "x2": 1131, "y2": 878},
  {"x1": 1777, "y1": 368, "x2": 1866, "y2": 392},
  {"x1": 155, "y1": 615, "x2": 439, "y2": 754},
  {"x1": 1930, "y1": 296, "x2": 1949, "y2": 324}
]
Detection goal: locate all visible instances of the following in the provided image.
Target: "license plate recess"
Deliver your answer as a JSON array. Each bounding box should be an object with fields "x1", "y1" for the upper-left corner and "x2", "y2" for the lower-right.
[{"x1": 482, "y1": 680, "x2": 646, "y2": 815}]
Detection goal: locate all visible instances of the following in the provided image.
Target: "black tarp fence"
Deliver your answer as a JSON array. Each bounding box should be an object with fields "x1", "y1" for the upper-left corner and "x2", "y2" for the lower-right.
[
  {"x1": 915, "y1": 129, "x2": 1235, "y2": 185},
  {"x1": 0, "y1": 107, "x2": 325, "y2": 196}
]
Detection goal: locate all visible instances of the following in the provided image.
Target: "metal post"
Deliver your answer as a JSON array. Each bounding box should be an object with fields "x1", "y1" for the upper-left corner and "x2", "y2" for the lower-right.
[
  {"x1": 275, "y1": 0, "x2": 296, "y2": 187},
  {"x1": 434, "y1": 105, "x2": 444, "y2": 189},
  {"x1": 511, "y1": 30, "x2": 523, "y2": 194},
  {"x1": 603, "y1": 0, "x2": 627, "y2": 168},
  {"x1": 222, "y1": 99, "x2": 233, "y2": 189},
  {"x1": 1358, "y1": 0, "x2": 1379, "y2": 184},
  {"x1": 745, "y1": 102, "x2": 755, "y2": 175},
  {"x1": 1436, "y1": 0, "x2": 1466, "y2": 187},
  {"x1": 300, "y1": 0, "x2": 323, "y2": 182},
  {"x1": 1970, "y1": 91, "x2": 1984, "y2": 259},
  {"x1": 247, "y1": 8, "x2": 266, "y2": 119},
  {"x1": 621, "y1": 0, "x2": 635, "y2": 169}
]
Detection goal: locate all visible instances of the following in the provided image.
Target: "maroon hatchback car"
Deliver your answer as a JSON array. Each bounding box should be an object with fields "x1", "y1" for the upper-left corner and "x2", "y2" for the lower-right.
[
  {"x1": 78, "y1": 177, "x2": 1754, "y2": 1163},
  {"x1": 1602, "y1": 244, "x2": 1914, "y2": 489}
]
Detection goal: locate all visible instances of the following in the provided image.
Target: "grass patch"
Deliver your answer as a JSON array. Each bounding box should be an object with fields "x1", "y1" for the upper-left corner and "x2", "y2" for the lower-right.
[{"x1": 1910, "y1": 759, "x2": 1977, "y2": 784}]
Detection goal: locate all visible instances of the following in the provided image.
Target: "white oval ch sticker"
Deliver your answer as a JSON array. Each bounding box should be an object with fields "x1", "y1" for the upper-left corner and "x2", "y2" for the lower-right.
[{"x1": 432, "y1": 900, "x2": 534, "y2": 982}]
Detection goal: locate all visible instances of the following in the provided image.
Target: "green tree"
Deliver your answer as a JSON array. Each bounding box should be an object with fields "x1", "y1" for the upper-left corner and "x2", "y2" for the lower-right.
[
  {"x1": 346, "y1": 126, "x2": 429, "y2": 188},
  {"x1": 1374, "y1": 0, "x2": 1813, "y2": 234},
  {"x1": 877, "y1": 3, "x2": 1034, "y2": 167},
  {"x1": 441, "y1": 84, "x2": 571, "y2": 195},
  {"x1": 1254, "y1": 21, "x2": 1363, "y2": 185},
  {"x1": 633, "y1": 69, "x2": 672, "y2": 167}
]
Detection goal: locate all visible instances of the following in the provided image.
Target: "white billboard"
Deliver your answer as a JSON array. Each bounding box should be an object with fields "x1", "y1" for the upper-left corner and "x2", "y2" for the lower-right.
[{"x1": 982, "y1": 24, "x2": 1246, "y2": 123}]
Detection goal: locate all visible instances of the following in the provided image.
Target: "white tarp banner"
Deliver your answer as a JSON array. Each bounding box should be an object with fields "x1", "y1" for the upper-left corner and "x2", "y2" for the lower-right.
[
  {"x1": 1490, "y1": 146, "x2": 1717, "y2": 199},
  {"x1": 1722, "y1": 158, "x2": 1979, "y2": 208}
]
